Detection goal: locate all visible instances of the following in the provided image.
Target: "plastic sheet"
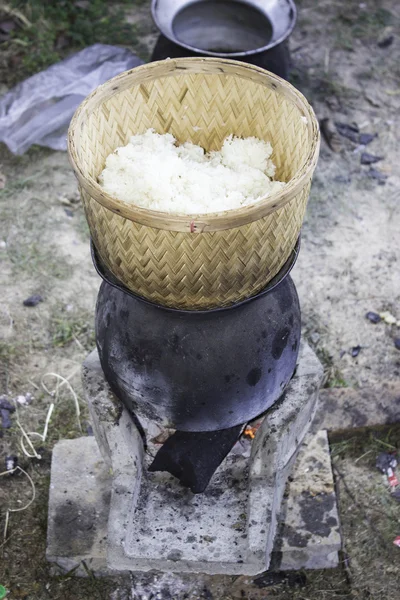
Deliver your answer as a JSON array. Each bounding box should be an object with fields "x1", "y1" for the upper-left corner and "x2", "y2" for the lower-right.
[{"x1": 0, "y1": 44, "x2": 142, "y2": 154}]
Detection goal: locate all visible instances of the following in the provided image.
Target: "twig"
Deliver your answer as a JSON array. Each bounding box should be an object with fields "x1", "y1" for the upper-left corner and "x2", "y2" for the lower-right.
[
  {"x1": 354, "y1": 449, "x2": 373, "y2": 464},
  {"x1": 41, "y1": 372, "x2": 81, "y2": 431},
  {"x1": 16, "y1": 420, "x2": 41, "y2": 459},
  {"x1": 0, "y1": 466, "x2": 36, "y2": 541},
  {"x1": 375, "y1": 438, "x2": 397, "y2": 451}
]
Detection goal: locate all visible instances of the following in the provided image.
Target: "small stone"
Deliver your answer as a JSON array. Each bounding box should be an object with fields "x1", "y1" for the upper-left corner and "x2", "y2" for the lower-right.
[
  {"x1": 359, "y1": 133, "x2": 377, "y2": 146},
  {"x1": 64, "y1": 208, "x2": 74, "y2": 218},
  {"x1": 368, "y1": 168, "x2": 387, "y2": 184},
  {"x1": 351, "y1": 345, "x2": 362, "y2": 358},
  {"x1": 394, "y1": 339, "x2": 400, "y2": 351},
  {"x1": 5, "y1": 455, "x2": 18, "y2": 472},
  {"x1": 365, "y1": 311, "x2": 381, "y2": 324},
  {"x1": 1, "y1": 409, "x2": 12, "y2": 428},
  {"x1": 16, "y1": 393, "x2": 33, "y2": 405},
  {"x1": 23, "y1": 294, "x2": 43, "y2": 307},
  {"x1": 0, "y1": 396, "x2": 14, "y2": 412},
  {"x1": 310, "y1": 332, "x2": 320, "y2": 344},
  {"x1": 377, "y1": 27, "x2": 394, "y2": 48},
  {"x1": 335, "y1": 122, "x2": 359, "y2": 143},
  {"x1": 333, "y1": 174, "x2": 351, "y2": 184},
  {"x1": 361, "y1": 152, "x2": 383, "y2": 165}
]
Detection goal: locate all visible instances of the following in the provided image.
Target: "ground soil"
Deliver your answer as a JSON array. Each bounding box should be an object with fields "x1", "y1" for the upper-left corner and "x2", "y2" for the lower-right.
[{"x1": 0, "y1": 0, "x2": 399, "y2": 598}]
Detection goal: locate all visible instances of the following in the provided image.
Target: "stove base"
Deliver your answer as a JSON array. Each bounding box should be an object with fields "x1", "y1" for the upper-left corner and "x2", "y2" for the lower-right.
[{"x1": 47, "y1": 343, "x2": 341, "y2": 576}]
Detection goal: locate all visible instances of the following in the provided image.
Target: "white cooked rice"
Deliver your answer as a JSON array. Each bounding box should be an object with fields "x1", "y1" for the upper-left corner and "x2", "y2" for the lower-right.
[{"x1": 99, "y1": 129, "x2": 285, "y2": 214}]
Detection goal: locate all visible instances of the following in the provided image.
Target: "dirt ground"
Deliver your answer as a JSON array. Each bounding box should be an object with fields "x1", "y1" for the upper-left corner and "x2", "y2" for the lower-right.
[{"x1": 0, "y1": 0, "x2": 400, "y2": 598}]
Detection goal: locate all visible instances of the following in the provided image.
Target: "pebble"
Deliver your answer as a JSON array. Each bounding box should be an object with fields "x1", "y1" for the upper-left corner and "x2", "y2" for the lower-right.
[
  {"x1": 394, "y1": 339, "x2": 400, "y2": 351},
  {"x1": 368, "y1": 168, "x2": 387, "y2": 184},
  {"x1": 0, "y1": 396, "x2": 14, "y2": 412},
  {"x1": 23, "y1": 294, "x2": 43, "y2": 307},
  {"x1": 16, "y1": 393, "x2": 34, "y2": 405},
  {"x1": 351, "y1": 345, "x2": 362, "y2": 358},
  {"x1": 359, "y1": 133, "x2": 377, "y2": 146},
  {"x1": 1, "y1": 409, "x2": 12, "y2": 428},
  {"x1": 361, "y1": 152, "x2": 383, "y2": 165},
  {"x1": 377, "y1": 27, "x2": 394, "y2": 48},
  {"x1": 335, "y1": 122, "x2": 359, "y2": 143},
  {"x1": 365, "y1": 311, "x2": 381, "y2": 324},
  {"x1": 5, "y1": 455, "x2": 18, "y2": 472}
]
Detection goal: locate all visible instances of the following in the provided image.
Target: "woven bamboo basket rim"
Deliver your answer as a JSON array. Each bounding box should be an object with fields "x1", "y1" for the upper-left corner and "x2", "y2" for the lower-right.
[{"x1": 68, "y1": 57, "x2": 320, "y2": 233}]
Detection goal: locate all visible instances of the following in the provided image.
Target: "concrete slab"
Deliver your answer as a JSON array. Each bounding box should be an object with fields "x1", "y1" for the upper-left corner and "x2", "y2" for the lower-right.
[
  {"x1": 314, "y1": 383, "x2": 400, "y2": 434},
  {"x1": 79, "y1": 342, "x2": 324, "y2": 575},
  {"x1": 47, "y1": 430, "x2": 340, "y2": 576},
  {"x1": 46, "y1": 436, "x2": 112, "y2": 577},
  {"x1": 274, "y1": 430, "x2": 341, "y2": 570}
]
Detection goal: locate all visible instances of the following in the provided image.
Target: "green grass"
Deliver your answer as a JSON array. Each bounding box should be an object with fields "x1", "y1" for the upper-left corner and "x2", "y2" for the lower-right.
[
  {"x1": 0, "y1": 0, "x2": 141, "y2": 86},
  {"x1": 331, "y1": 425, "x2": 400, "y2": 460},
  {"x1": 50, "y1": 307, "x2": 95, "y2": 351},
  {"x1": 333, "y1": 3, "x2": 394, "y2": 50}
]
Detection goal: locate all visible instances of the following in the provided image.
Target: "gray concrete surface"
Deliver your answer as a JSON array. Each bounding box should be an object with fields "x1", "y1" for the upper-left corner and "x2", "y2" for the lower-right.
[
  {"x1": 50, "y1": 340, "x2": 337, "y2": 575},
  {"x1": 47, "y1": 429, "x2": 340, "y2": 576}
]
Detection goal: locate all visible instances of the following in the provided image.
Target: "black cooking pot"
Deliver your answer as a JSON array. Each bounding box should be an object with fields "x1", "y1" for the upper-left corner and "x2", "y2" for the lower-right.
[
  {"x1": 150, "y1": 0, "x2": 296, "y2": 79},
  {"x1": 151, "y1": 34, "x2": 290, "y2": 79},
  {"x1": 93, "y1": 240, "x2": 301, "y2": 432}
]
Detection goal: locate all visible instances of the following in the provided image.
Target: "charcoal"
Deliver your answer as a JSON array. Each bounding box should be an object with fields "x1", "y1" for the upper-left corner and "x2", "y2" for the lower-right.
[
  {"x1": 0, "y1": 396, "x2": 15, "y2": 412},
  {"x1": 335, "y1": 122, "x2": 359, "y2": 143},
  {"x1": 1, "y1": 409, "x2": 12, "y2": 428},
  {"x1": 149, "y1": 424, "x2": 243, "y2": 493},
  {"x1": 368, "y1": 168, "x2": 387, "y2": 183},
  {"x1": 23, "y1": 294, "x2": 43, "y2": 307},
  {"x1": 377, "y1": 28, "x2": 394, "y2": 48},
  {"x1": 361, "y1": 152, "x2": 383, "y2": 165},
  {"x1": 365, "y1": 311, "x2": 381, "y2": 324},
  {"x1": 359, "y1": 133, "x2": 377, "y2": 146},
  {"x1": 333, "y1": 174, "x2": 351, "y2": 184}
]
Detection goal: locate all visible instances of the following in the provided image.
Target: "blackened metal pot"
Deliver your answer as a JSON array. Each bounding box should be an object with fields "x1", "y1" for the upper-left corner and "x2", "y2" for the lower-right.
[
  {"x1": 150, "y1": 34, "x2": 290, "y2": 80},
  {"x1": 93, "y1": 241, "x2": 301, "y2": 432},
  {"x1": 151, "y1": 0, "x2": 296, "y2": 79}
]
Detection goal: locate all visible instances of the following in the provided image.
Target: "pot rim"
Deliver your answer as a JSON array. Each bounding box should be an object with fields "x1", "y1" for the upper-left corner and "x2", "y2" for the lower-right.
[
  {"x1": 91, "y1": 236, "x2": 300, "y2": 314},
  {"x1": 151, "y1": 0, "x2": 297, "y2": 57}
]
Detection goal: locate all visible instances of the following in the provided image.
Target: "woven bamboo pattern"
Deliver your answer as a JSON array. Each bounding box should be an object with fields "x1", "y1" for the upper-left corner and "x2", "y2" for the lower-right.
[{"x1": 68, "y1": 58, "x2": 320, "y2": 309}]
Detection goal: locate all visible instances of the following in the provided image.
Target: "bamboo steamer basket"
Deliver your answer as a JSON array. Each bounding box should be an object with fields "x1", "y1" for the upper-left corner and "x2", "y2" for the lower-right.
[{"x1": 68, "y1": 58, "x2": 320, "y2": 310}]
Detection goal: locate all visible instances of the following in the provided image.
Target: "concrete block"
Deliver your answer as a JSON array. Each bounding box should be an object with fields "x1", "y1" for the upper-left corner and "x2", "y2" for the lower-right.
[
  {"x1": 46, "y1": 430, "x2": 340, "y2": 576},
  {"x1": 45, "y1": 341, "x2": 336, "y2": 576}
]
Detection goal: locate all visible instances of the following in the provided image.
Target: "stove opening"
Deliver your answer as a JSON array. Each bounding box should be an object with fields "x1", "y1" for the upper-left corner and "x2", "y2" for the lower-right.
[{"x1": 172, "y1": 0, "x2": 273, "y2": 54}]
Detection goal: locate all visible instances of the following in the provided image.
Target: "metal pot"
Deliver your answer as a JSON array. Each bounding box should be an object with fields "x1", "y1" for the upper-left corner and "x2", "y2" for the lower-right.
[
  {"x1": 151, "y1": 0, "x2": 296, "y2": 79},
  {"x1": 93, "y1": 240, "x2": 301, "y2": 432}
]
